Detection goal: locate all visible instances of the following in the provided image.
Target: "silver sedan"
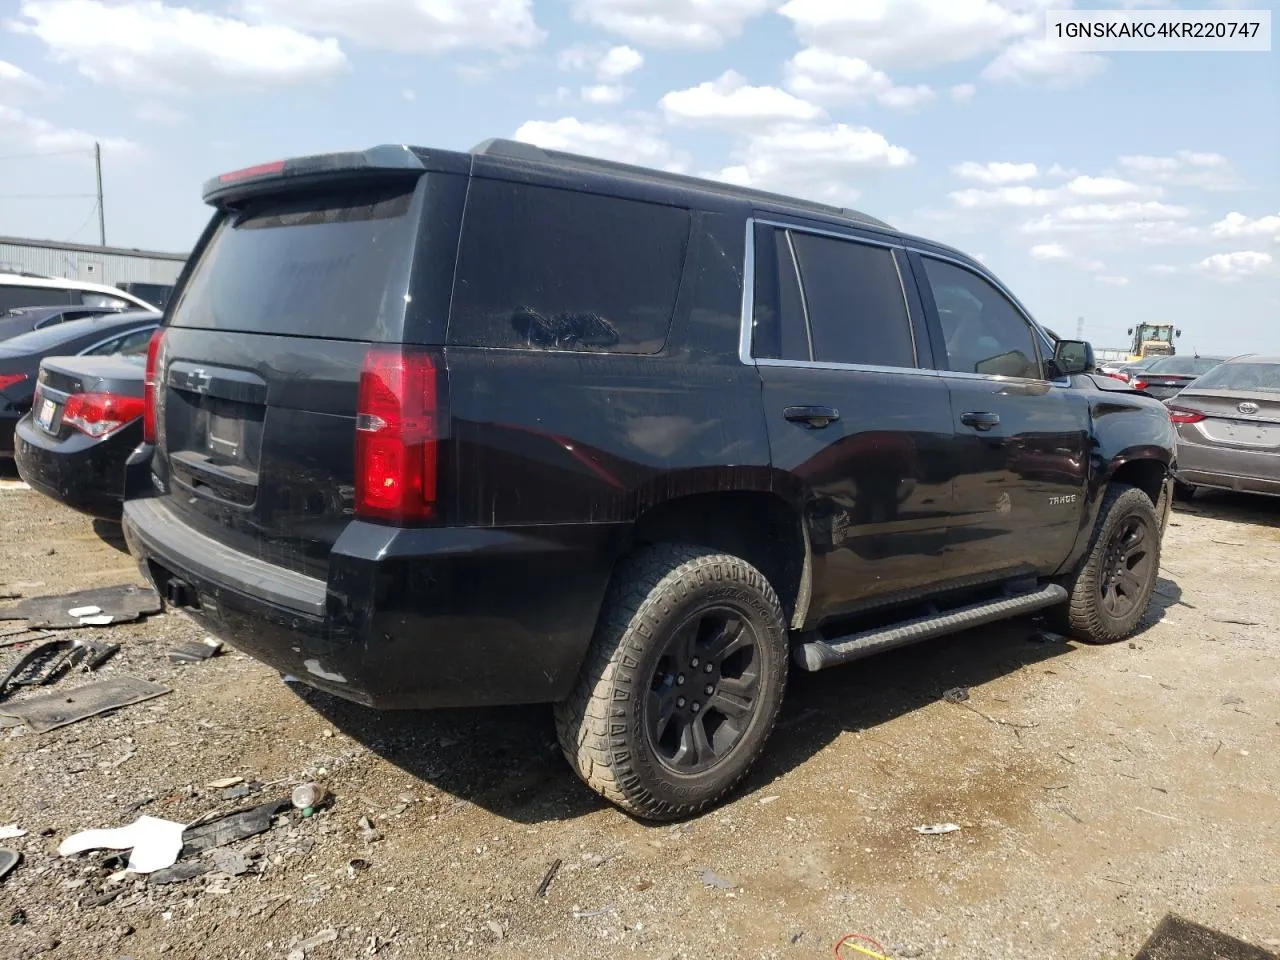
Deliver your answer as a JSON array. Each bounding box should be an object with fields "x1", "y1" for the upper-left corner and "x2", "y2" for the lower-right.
[{"x1": 1166, "y1": 355, "x2": 1280, "y2": 499}]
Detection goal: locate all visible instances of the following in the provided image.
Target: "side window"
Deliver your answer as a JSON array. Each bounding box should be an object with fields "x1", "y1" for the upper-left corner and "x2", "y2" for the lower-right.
[
  {"x1": 450, "y1": 180, "x2": 691, "y2": 354},
  {"x1": 788, "y1": 232, "x2": 915, "y2": 368},
  {"x1": 922, "y1": 258, "x2": 1042, "y2": 379},
  {"x1": 0, "y1": 285, "x2": 73, "y2": 312},
  {"x1": 81, "y1": 329, "x2": 156, "y2": 357},
  {"x1": 751, "y1": 226, "x2": 810, "y2": 361}
]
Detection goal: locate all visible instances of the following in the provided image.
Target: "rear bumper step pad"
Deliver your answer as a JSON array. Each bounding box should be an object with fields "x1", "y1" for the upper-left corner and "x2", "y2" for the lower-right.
[{"x1": 794, "y1": 583, "x2": 1068, "y2": 672}]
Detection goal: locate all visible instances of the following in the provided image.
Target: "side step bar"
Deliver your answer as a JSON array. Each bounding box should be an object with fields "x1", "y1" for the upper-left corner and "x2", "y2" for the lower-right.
[{"x1": 793, "y1": 583, "x2": 1068, "y2": 673}]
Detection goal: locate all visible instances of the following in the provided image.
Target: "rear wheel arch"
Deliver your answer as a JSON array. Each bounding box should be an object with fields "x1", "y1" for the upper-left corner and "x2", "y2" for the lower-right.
[{"x1": 623, "y1": 490, "x2": 810, "y2": 631}]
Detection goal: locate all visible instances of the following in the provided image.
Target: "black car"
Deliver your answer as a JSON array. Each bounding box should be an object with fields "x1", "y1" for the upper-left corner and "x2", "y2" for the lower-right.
[
  {"x1": 1131, "y1": 354, "x2": 1229, "y2": 400},
  {"x1": 117, "y1": 282, "x2": 176, "y2": 310},
  {"x1": 121, "y1": 141, "x2": 1175, "y2": 820},
  {"x1": 0, "y1": 305, "x2": 124, "y2": 342},
  {"x1": 14, "y1": 353, "x2": 147, "y2": 519},
  {"x1": 0, "y1": 311, "x2": 160, "y2": 457}
]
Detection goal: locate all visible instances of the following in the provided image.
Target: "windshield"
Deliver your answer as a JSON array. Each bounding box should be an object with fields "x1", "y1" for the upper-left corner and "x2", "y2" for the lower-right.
[
  {"x1": 1147, "y1": 356, "x2": 1223, "y2": 376},
  {"x1": 1191, "y1": 361, "x2": 1280, "y2": 394}
]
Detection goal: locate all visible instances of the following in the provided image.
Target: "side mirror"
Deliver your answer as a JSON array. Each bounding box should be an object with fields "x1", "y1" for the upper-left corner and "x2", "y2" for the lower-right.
[
  {"x1": 1176, "y1": 329, "x2": 1182, "y2": 338},
  {"x1": 1049, "y1": 339, "x2": 1094, "y2": 378},
  {"x1": 1127, "y1": 327, "x2": 1134, "y2": 336}
]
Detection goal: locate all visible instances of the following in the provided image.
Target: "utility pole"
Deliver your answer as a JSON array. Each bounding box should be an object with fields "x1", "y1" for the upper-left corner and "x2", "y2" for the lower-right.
[
  {"x1": 94, "y1": 141, "x2": 106, "y2": 246},
  {"x1": 1076, "y1": 315, "x2": 1085, "y2": 340}
]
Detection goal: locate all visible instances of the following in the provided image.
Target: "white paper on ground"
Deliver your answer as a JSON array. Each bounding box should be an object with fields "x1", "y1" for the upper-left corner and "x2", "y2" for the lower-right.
[
  {"x1": 67, "y1": 606, "x2": 102, "y2": 618},
  {"x1": 58, "y1": 815, "x2": 185, "y2": 874},
  {"x1": 0, "y1": 823, "x2": 26, "y2": 840}
]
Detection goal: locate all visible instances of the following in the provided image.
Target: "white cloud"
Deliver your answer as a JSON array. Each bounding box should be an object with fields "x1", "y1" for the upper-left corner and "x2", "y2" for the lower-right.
[
  {"x1": 1029, "y1": 242, "x2": 1103, "y2": 271},
  {"x1": 0, "y1": 104, "x2": 135, "y2": 156},
  {"x1": 1210, "y1": 212, "x2": 1280, "y2": 242},
  {"x1": 950, "y1": 186, "x2": 1055, "y2": 208},
  {"x1": 949, "y1": 83, "x2": 977, "y2": 102},
  {"x1": 135, "y1": 101, "x2": 187, "y2": 124},
  {"x1": 1046, "y1": 163, "x2": 1078, "y2": 178},
  {"x1": 1096, "y1": 275, "x2": 1130, "y2": 286},
  {"x1": 570, "y1": 0, "x2": 774, "y2": 48},
  {"x1": 953, "y1": 160, "x2": 1038, "y2": 185},
  {"x1": 981, "y1": 37, "x2": 1106, "y2": 87},
  {"x1": 597, "y1": 45, "x2": 643, "y2": 79},
  {"x1": 1030, "y1": 243, "x2": 1070, "y2": 262},
  {"x1": 708, "y1": 122, "x2": 914, "y2": 206},
  {"x1": 661, "y1": 70, "x2": 823, "y2": 127},
  {"x1": 559, "y1": 43, "x2": 643, "y2": 80},
  {"x1": 0, "y1": 60, "x2": 47, "y2": 101},
  {"x1": 16, "y1": 0, "x2": 347, "y2": 93},
  {"x1": 1148, "y1": 264, "x2": 1179, "y2": 275},
  {"x1": 1118, "y1": 151, "x2": 1242, "y2": 191},
  {"x1": 779, "y1": 0, "x2": 1053, "y2": 69},
  {"x1": 513, "y1": 117, "x2": 688, "y2": 172},
  {"x1": 581, "y1": 83, "x2": 629, "y2": 104},
  {"x1": 1064, "y1": 175, "x2": 1156, "y2": 198},
  {"x1": 241, "y1": 0, "x2": 542, "y2": 53},
  {"x1": 784, "y1": 48, "x2": 934, "y2": 110},
  {"x1": 1196, "y1": 250, "x2": 1272, "y2": 281}
]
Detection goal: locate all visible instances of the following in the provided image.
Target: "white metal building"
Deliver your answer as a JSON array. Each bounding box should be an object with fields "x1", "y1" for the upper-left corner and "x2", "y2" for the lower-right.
[{"x1": 0, "y1": 235, "x2": 187, "y2": 287}]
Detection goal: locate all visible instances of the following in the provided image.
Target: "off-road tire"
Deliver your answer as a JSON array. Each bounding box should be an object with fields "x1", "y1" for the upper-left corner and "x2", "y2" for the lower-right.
[
  {"x1": 554, "y1": 544, "x2": 788, "y2": 821},
  {"x1": 1052, "y1": 484, "x2": 1162, "y2": 644}
]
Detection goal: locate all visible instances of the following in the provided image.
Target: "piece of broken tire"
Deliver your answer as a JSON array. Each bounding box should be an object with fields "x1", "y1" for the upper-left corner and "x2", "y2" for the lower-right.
[
  {"x1": 0, "y1": 584, "x2": 160, "y2": 630},
  {"x1": 180, "y1": 799, "x2": 289, "y2": 856}
]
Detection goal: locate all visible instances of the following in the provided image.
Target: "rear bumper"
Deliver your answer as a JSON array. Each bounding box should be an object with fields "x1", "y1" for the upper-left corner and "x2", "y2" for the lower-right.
[
  {"x1": 122, "y1": 496, "x2": 626, "y2": 709},
  {"x1": 13, "y1": 415, "x2": 139, "y2": 520},
  {"x1": 1174, "y1": 436, "x2": 1280, "y2": 498}
]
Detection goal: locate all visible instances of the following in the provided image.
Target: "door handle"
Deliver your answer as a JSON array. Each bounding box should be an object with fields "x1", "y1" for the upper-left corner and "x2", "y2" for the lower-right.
[
  {"x1": 784, "y1": 405, "x2": 840, "y2": 429},
  {"x1": 961, "y1": 411, "x2": 1001, "y2": 431}
]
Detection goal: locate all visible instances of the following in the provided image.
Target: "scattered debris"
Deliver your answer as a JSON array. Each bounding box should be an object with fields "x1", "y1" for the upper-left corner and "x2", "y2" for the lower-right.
[
  {"x1": 291, "y1": 783, "x2": 326, "y2": 814},
  {"x1": 346, "y1": 858, "x2": 370, "y2": 879},
  {"x1": 222, "y1": 784, "x2": 253, "y2": 801},
  {"x1": 0, "y1": 848, "x2": 19, "y2": 883},
  {"x1": 758, "y1": 795, "x2": 781, "y2": 805},
  {"x1": 1134, "y1": 806, "x2": 1185, "y2": 824},
  {"x1": 942, "y1": 686, "x2": 970, "y2": 703},
  {"x1": 914, "y1": 823, "x2": 961, "y2": 835},
  {"x1": 1058, "y1": 807, "x2": 1085, "y2": 825},
  {"x1": 1208, "y1": 614, "x2": 1261, "y2": 626},
  {"x1": 699, "y1": 868, "x2": 735, "y2": 890},
  {"x1": 572, "y1": 907, "x2": 612, "y2": 920},
  {"x1": 149, "y1": 862, "x2": 212, "y2": 886},
  {"x1": 207, "y1": 777, "x2": 243, "y2": 790},
  {"x1": 0, "y1": 584, "x2": 160, "y2": 629},
  {"x1": 834, "y1": 933, "x2": 892, "y2": 960},
  {"x1": 0, "y1": 637, "x2": 119, "y2": 701},
  {"x1": 536, "y1": 858, "x2": 562, "y2": 898},
  {"x1": 9, "y1": 907, "x2": 26, "y2": 925},
  {"x1": 210, "y1": 848, "x2": 252, "y2": 876},
  {"x1": 181, "y1": 799, "x2": 290, "y2": 856},
  {"x1": 59, "y1": 815, "x2": 185, "y2": 874},
  {"x1": 169, "y1": 638, "x2": 222, "y2": 664},
  {"x1": 289, "y1": 927, "x2": 338, "y2": 959},
  {"x1": 486, "y1": 919, "x2": 505, "y2": 940},
  {"x1": 1028, "y1": 629, "x2": 1067, "y2": 644},
  {"x1": 358, "y1": 816, "x2": 382, "y2": 843},
  {"x1": 0, "y1": 676, "x2": 171, "y2": 732},
  {"x1": 67, "y1": 605, "x2": 101, "y2": 618},
  {"x1": 0, "y1": 824, "x2": 26, "y2": 840}
]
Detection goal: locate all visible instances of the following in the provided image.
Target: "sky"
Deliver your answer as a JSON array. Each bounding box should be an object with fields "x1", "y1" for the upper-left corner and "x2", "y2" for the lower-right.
[{"x1": 0, "y1": 0, "x2": 1276, "y2": 354}]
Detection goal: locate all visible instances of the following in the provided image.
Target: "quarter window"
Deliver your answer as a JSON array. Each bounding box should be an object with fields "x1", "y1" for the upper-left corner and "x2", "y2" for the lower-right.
[{"x1": 922, "y1": 258, "x2": 1042, "y2": 379}]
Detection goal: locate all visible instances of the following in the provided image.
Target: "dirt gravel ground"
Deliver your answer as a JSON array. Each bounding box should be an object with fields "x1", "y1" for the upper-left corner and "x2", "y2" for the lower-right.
[{"x1": 0, "y1": 471, "x2": 1277, "y2": 960}]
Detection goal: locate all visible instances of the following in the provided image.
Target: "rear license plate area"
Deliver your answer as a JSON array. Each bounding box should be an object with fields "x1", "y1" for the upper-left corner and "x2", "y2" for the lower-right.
[{"x1": 36, "y1": 397, "x2": 56, "y2": 432}]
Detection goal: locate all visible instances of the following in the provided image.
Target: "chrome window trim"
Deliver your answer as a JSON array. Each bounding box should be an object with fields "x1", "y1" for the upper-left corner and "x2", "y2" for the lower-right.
[{"x1": 738, "y1": 215, "x2": 1072, "y2": 388}]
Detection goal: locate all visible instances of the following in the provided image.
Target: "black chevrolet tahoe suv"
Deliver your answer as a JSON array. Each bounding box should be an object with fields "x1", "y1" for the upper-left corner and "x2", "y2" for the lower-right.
[{"x1": 122, "y1": 140, "x2": 1176, "y2": 820}]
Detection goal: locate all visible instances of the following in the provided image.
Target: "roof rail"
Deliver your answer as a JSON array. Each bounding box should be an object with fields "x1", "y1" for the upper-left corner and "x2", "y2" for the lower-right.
[{"x1": 468, "y1": 138, "x2": 894, "y2": 231}]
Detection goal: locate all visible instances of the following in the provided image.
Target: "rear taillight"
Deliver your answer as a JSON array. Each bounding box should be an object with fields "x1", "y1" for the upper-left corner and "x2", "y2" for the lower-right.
[
  {"x1": 354, "y1": 348, "x2": 440, "y2": 523},
  {"x1": 1132, "y1": 378, "x2": 1149, "y2": 391},
  {"x1": 0, "y1": 373, "x2": 27, "y2": 392},
  {"x1": 1167, "y1": 405, "x2": 1205, "y2": 424},
  {"x1": 142, "y1": 328, "x2": 166, "y2": 444},
  {"x1": 1104, "y1": 372, "x2": 1128, "y2": 382},
  {"x1": 219, "y1": 159, "x2": 286, "y2": 183},
  {"x1": 62, "y1": 392, "x2": 146, "y2": 438}
]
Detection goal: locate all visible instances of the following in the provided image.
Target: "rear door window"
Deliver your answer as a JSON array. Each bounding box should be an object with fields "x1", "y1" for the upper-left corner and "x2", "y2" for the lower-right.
[
  {"x1": 169, "y1": 184, "x2": 417, "y2": 341},
  {"x1": 450, "y1": 180, "x2": 690, "y2": 354},
  {"x1": 750, "y1": 226, "x2": 811, "y2": 362},
  {"x1": 789, "y1": 232, "x2": 915, "y2": 368}
]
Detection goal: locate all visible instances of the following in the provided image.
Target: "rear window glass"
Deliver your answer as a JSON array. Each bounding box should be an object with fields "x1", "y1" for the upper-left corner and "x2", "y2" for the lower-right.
[
  {"x1": 0, "y1": 285, "x2": 74, "y2": 312},
  {"x1": 1191, "y1": 361, "x2": 1280, "y2": 393},
  {"x1": 450, "y1": 180, "x2": 690, "y2": 354},
  {"x1": 1147, "y1": 356, "x2": 1223, "y2": 375},
  {"x1": 170, "y1": 185, "x2": 415, "y2": 341},
  {"x1": 0, "y1": 317, "x2": 120, "y2": 354}
]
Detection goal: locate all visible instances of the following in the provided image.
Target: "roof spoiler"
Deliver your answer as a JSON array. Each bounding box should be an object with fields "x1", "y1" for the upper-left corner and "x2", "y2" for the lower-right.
[{"x1": 202, "y1": 145, "x2": 427, "y2": 206}]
